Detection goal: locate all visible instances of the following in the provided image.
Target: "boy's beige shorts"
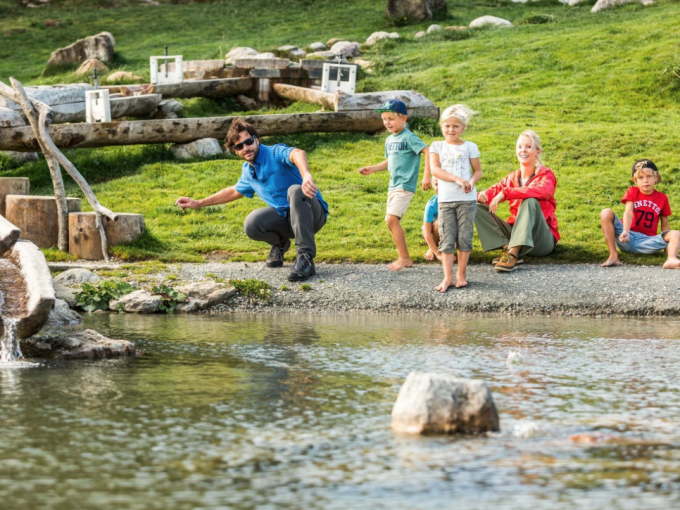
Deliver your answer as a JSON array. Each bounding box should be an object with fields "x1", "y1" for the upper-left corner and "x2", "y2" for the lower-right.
[{"x1": 385, "y1": 189, "x2": 415, "y2": 220}]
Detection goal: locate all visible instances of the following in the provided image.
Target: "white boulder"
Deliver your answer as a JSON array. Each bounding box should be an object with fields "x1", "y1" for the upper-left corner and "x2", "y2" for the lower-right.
[
  {"x1": 427, "y1": 24, "x2": 442, "y2": 33},
  {"x1": 170, "y1": 138, "x2": 223, "y2": 160},
  {"x1": 469, "y1": 16, "x2": 513, "y2": 28},
  {"x1": 254, "y1": 52, "x2": 277, "y2": 59},
  {"x1": 591, "y1": 0, "x2": 637, "y2": 11},
  {"x1": 389, "y1": 32, "x2": 400, "y2": 39},
  {"x1": 415, "y1": 31, "x2": 426, "y2": 39},
  {"x1": 308, "y1": 42, "x2": 327, "y2": 52},
  {"x1": 366, "y1": 31, "x2": 390, "y2": 45},
  {"x1": 330, "y1": 41, "x2": 361, "y2": 58},
  {"x1": 53, "y1": 268, "x2": 100, "y2": 286},
  {"x1": 391, "y1": 372, "x2": 500, "y2": 434},
  {"x1": 109, "y1": 289, "x2": 160, "y2": 314},
  {"x1": 174, "y1": 281, "x2": 236, "y2": 313}
]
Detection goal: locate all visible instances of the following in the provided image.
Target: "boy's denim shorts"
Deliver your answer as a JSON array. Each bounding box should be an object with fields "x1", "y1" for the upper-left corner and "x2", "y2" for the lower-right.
[{"x1": 613, "y1": 216, "x2": 668, "y2": 254}]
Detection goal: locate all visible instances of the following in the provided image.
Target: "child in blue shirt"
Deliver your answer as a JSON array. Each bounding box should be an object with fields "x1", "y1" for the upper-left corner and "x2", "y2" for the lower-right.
[{"x1": 423, "y1": 177, "x2": 445, "y2": 262}]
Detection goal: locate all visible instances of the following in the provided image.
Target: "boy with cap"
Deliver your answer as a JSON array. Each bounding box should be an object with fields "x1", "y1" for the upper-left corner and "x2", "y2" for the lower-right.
[
  {"x1": 358, "y1": 99, "x2": 430, "y2": 270},
  {"x1": 600, "y1": 158, "x2": 680, "y2": 269}
]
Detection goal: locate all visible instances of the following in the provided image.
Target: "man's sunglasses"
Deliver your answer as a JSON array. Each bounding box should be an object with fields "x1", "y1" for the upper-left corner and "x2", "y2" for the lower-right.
[{"x1": 233, "y1": 136, "x2": 256, "y2": 151}]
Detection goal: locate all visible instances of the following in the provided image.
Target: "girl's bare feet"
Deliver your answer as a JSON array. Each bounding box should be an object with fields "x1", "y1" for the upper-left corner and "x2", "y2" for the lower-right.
[
  {"x1": 663, "y1": 257, "x2": 680, "y2": 269},
  {"x1": 388, "y1": 258, "x2": 413, "y2": 271},
  {"x1": 424, "y1": 249, "x2": 435, "y2": 261},
  {"x1": 601, "y1": 257, "x2": 622, "y2": 267},
  {"x1": 435, "y1": 278, "x2": 454, "y2": 293}
]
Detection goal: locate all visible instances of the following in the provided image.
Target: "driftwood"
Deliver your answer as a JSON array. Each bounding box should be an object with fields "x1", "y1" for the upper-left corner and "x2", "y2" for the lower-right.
[
  {"x1": 0, "y1": 108, "x2": 439, "y2": 151},
  {"x1": 0, "y1": 83, "x2": 93, "y2": 109},
  {"x1": 0, "y1": 107, "x2": 25, "y2": 128},
  {"x1": 153, "y1": 77, "x2": 253, "y2": 98},
  {"x1": 335, "y1": 90, "x2": 435, "y2": 111},
  {"x1": 48, "y1": 94, "x2": 163, "y2": 124},
  {"x1": 272, "y1": 83, "x2": 335, "y2": 110},
  {"x1": 0, "y1": 78, "x2": 118, "y2": 260},
  {"x1": 5, "y1": 80, "x2": 70, "y2": 252}
]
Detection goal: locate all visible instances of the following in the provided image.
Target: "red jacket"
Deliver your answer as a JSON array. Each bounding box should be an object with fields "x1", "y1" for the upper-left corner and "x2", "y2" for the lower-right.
[{"x1": 482, "y1": 166, "x2": 560, "y2": 242}]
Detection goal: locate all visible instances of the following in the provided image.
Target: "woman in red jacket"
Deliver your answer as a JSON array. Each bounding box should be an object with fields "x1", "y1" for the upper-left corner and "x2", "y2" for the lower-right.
[{"x1": 476, "y1": 130, "x2": 559, "y2": 272}]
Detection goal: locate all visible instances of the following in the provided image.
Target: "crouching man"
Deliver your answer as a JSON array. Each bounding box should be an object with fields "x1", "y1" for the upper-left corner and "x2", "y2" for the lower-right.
[{"x1": 175, "y1": 118, "x2": 328, "y2": 281}]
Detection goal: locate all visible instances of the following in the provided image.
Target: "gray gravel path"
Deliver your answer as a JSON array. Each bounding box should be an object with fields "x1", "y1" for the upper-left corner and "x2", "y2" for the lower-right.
[{"x1": 158, "y1": 261, "x2": 680, "y2": 316}]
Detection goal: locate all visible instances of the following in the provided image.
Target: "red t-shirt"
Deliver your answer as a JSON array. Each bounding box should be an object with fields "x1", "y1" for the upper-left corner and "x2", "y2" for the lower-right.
[{"x1": 621, "y1": 187, "x2": 671, "y2": 236}]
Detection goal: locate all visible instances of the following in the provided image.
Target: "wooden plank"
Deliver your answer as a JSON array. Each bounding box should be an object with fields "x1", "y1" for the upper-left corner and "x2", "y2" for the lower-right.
[
  {"x1": 153, "y1": 78, "x2": 252, "y2": 98},
  {"x1": 272, "y1": 83, "x2": 335, "y2": 110},
  {"x1": 300, "y1": 59, "x2": 333, "y2": 70},
  {"x1": 250, "y1": 68, "x2": 305, "y2": 79},
  {"x1": 234, "y1": 58, "x2": 290, "y2": 69},
  {"x1": 0, "y1": 84, "x2": 93, "y2": 109}
]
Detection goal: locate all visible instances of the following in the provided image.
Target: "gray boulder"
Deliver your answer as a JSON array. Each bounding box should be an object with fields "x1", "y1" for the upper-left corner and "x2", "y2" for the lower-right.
[
  {"x1": 469, "y1": 16, "x2": 513, "y2": 28},
  {"x1": 225, "y1": 46, "x2": 259, "y2": 65},
  {"x1": 427, "y1": 24, "x2": 442, "y2": 33},
  {"x1": 366, "y1": 31, "x2": 390, "y2": 45},
  {"x1": 308, "y1": 42, "x2": 327, "y2": 52},
  {"x1": 254, "y1": 52, "x2": 277, "y2": 59},
  {"x1": 330, "y1": 41, "x2": 361, "y2": 58},
  {"x1": 415, "y1": 31, "x2": 426, "y2": 39},
  {"x1": 152, "y1": 99, "x2": 183, "y2": 120},
  {"x1": 386, "y1": 0, "x2": 447, "y2": 21},
  {"x1": 22, "y1": 329, "x2": 136, "y2": 359},
  {"x1": 46, "y1": 298, "x2": 82, "y2": 326},
  {"x1": 308, "y1": 50, "x2": 336, "y2": 59},
  {"x1": 74, "y1": 58, "x2": 108, "y2": 76},
  {"x1": 174, "y1": 281, "x2": 236, "y2": 313},
  {"x1": 109, "y1": 289, "x2": 160, "y2": 313},
  {"x1": 54, "y1": 283, "x2": 78, "y2": 308},
  {"x1": 0, "y1": 151, "x2": 38, "y2": 164},
  {"x1": 170, "y1": 138, "x2": 223, "y2": 159},
  {"x1": 53, "y1": 268, "x2": 100, "y2": 286},
  {"x1": 391, "y1": 372, "x2": 500, "y2": 434},
  {"x1": 236, "y1": 94, "x2": 259, "y2": 111},
  {"x1": 47, "y1": 32, "x2": 115, "y2": 67}
]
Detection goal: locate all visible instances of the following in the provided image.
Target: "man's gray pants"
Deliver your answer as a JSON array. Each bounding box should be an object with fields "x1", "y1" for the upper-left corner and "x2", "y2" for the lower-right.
[{"x1": 243, "y1": 185, "x2": 326, "y2": 258}]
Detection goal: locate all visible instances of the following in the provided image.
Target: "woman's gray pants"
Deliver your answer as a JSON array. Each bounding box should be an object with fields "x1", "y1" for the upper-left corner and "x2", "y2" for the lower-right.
[{"x1": 243, "y1": 185, "x2": 326, "y2": 258}]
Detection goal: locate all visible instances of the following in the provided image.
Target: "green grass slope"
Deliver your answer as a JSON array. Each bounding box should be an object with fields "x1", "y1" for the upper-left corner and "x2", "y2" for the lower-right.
[{"x1": 1, "y1": 0, "x2": 679, "y2": 264}]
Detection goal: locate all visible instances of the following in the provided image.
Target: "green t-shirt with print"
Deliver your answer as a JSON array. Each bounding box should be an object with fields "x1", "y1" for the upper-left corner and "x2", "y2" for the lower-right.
[{"x1": 384, "y1": 128, "x2": 428, "y2": 193}]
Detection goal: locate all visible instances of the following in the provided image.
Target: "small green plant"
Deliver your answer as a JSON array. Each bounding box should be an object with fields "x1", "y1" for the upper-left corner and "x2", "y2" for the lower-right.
[
  {"x1": 516, "y1": 14, "x2": 556, "y2": 25},
  {"x1": 299, "y1": 284, "x2": 312, "y2": 292},
  {"x1": 152, "y1": 283, "x2": 188, "y2": 314},
  {"x1": 280, "y1": 284, "x2": 289, "y2": 291},
  {"x1": 165, "y1": 274, "x2": 178, "y2": 281},
  {"x1": 75, "y1": 280, "x2": 136, "y2": 313},
  {"x1": 230, "y1": 278, "x2": 272, "y2": 302},
  {"x1": 205, "y1": 273, "x2": 216, "y2": 278}
]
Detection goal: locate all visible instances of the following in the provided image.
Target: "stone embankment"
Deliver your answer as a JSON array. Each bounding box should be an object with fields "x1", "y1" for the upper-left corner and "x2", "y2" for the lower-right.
[{"x1": 51, "y1": 261, "x2": 680, "y2": 317}]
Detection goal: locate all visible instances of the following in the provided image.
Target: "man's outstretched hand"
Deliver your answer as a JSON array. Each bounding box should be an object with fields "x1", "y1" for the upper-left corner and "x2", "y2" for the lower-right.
[
  {"x1": 175, "y1": 197, "x2": 200, "y2": 212},
  {"x1": 301, "y1": 177, "x2": 317, "y2": 199}
]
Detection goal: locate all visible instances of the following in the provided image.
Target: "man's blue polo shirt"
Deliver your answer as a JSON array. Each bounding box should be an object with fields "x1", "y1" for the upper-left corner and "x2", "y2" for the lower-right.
[{"x1": 234, "y1": 143, "x2": 328, "y2": 218}]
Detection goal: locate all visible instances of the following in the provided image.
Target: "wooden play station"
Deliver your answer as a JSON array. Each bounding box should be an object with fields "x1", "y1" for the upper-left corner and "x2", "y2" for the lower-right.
[{"x1": 0, "y1": 53, "x2": 438, "y2": 260}]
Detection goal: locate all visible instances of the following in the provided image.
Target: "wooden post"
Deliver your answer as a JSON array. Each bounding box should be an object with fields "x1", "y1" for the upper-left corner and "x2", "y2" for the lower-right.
[{"x1": 272, "y1": 83, "x2": 335, "y2": 110}]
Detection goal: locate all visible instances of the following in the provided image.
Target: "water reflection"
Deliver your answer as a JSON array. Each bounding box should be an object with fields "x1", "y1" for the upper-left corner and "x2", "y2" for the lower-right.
[{"x1": 0, "y1": 313, "x2": 679, "y2": 509}]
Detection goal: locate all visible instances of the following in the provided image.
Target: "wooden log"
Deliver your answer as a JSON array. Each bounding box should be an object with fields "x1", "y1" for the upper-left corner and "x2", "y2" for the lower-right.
[
  {"x1": 69, "y1": 212, "x2": 144, "y2": 260},
  {"x1": 0, "y1": 107, "x2": 25, "y2": 127},
  {"x1": 5, "y1": 195, "x2": 81, "y2": 249},
  {"x1": 0, "y1": 84, "x2": 93, "y2": 109},
  {"x1": 234, "y1": 58, "x2": 290, "y2": 69},
  {"x1": 335, "y1": 90, "x2": 435, "y2": 111},
  {"x1": 48, "y1": 94, "x2": 163, "y2": 124},
  {"x1": 250, "y1": 68, "x2": 306, "y2": 79},
  {"x1": 0, "y1": 177, "x2": 30, "y2": 217},
  {"x1": 0, "y1": 214, "x2": 21, "y2": 254},
  {"x1": 153, "y1": 78, "x2": 252, "y2": 98},
  {"x1": 0, "y1": 108, "x2": 440, "y2": 151},
  {"x1": 272, "y1": 83, "x2": 335, "y2": 110}
]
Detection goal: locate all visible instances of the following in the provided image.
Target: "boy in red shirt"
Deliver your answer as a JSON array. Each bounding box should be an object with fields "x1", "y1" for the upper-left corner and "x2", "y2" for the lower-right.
[{"x1": 600, "y1": 159, "x2": 680, "y2": 269}]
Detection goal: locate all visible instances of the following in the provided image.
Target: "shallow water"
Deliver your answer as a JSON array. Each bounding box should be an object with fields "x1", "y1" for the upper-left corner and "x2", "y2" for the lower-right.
[{"x1": 2, "y1": 313, "x2": 680, "y2": 510}]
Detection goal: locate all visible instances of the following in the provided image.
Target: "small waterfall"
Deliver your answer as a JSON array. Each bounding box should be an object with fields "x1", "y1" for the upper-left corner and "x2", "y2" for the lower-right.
[{"x1": 0, "y1": 318, "x2": 22, "y2": 363}]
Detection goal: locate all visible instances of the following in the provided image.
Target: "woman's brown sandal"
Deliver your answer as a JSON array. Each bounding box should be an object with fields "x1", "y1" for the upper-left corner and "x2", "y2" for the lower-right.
[
  {"x1": 492, "y1": 252, "x2": 523, "y2": 265},
  {"x1": 494, "y1": 251, "x2": 521, "y2": 272}
]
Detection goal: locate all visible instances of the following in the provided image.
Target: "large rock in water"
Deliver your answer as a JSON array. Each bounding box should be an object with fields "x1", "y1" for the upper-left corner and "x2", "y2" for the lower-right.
[
  {"x1": 47, "y1": 32, "x2": 115, "y2": 68},
  {"x1": 174, "y1": 281, "x2": 236, "y2": 313},
  {"x1": 385, "y1": 0, "x2": 447, "y2": 21},
  {"x1": 391, "y1": 372, "x2": 500, "y2": 434},
  {"x1": 591, "y1": 0, "x2": 637, "y2": 11},
  {"x1": 46, "y1": 298, "x2": 83, "y2": 326},
  {"x1": 109, "y1": 289, "x2": 160, "y2": 313},
  {"x1": 22, "y1": 329, "x2": 136, "y2": 360}
]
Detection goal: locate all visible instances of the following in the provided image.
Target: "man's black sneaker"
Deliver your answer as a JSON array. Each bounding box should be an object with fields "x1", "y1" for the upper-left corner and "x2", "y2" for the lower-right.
[
  {"x1": 288, "y1": 253, "x2": 316, "y2": 281},
  {"x1": 266, "y1": 239, "x2": 290, "y2": 268}
]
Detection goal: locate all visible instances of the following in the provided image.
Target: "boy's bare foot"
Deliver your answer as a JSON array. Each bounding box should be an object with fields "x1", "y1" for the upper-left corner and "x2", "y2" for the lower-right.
[
  {"x1": 435, "y1": 278, "x2": 454, "y2": 293},
  {"x1": 663, "y1": 257, "x2": 680, "y2": 269},
  {"x1": 601, "y1": 257, "x2": 622, "y2": 267},
  {"x1": 456, "y1": 278, "x2": 468, "y2": 289},
  {"x1": 424, "y1": 249, "x2": 435, "y2": 261},
  {"x1": 388, "y1": 258, "x2": 413, "y2": 271}
]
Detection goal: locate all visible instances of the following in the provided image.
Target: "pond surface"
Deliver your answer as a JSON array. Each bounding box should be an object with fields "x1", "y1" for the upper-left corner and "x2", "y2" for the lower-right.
[{"x1": 2, "y1": 313, "x2": 680, "y2": 509}]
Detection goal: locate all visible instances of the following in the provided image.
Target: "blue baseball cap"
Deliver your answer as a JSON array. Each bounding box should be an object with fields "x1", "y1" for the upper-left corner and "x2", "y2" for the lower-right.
[{"x1": 374, "y1": 99, "x2": 408, "y2": 116}]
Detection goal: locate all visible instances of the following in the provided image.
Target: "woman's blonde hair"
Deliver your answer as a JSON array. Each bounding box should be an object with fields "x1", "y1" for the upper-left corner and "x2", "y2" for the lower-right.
[
  {"x1": 517, "y1": 130, "x2": 544, "y2": 170},
  {"x1": 440, "y1": 104, "x2": 477, "y2": 126}
]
